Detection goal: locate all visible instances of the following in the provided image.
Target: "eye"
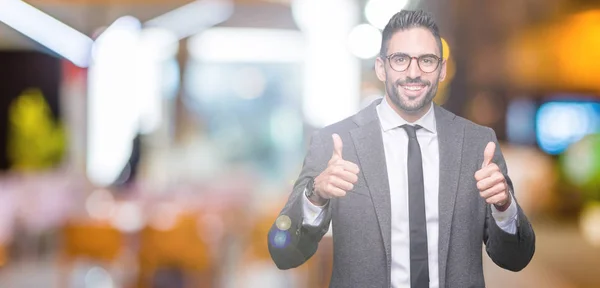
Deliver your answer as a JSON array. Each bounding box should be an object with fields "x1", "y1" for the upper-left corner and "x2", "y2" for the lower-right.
[
  {"x1": 392, "y1": 55, "x2": 408, "y2": 63},
  {"x1": 420, "y1": 56, "x2": 437, "y2": 65}
]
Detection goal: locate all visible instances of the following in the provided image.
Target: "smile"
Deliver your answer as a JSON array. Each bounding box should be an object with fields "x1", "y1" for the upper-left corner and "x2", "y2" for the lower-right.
[{"x1": 401, "y1": 85, "x2": 426, "y2": 91}]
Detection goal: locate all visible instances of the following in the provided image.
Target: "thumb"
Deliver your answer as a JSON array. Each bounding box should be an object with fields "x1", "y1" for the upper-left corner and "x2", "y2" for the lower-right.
[
  {"x1": 332, "y1": 134, "x2": 343, "y2": 159},
  {"x1": 482, "y1": 141, "x2": 496, "y2": 168}
]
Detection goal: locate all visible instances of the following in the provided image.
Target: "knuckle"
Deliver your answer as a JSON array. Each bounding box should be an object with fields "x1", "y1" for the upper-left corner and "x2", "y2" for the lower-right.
[
  {"x1": 495, "y1": 172, "x2": 504, "y2": 182},
  {"x1": 344, "y1": 164, "x2": 353, "y2": 173},
  {"x1": 345, "y1": 161, "x2": 355, "y2": 170},
  {"x1": 327, "y1": 174, "x2": 337, "y2": 185},
  {"x1": 325, "y1": 183, "x2": 334, "y2": 193},
  {"x1": 327, "y1": 175, "x2": 334, "y2": 183},
  {"x1": 332, "y1": 189, "x2": 341, "y2": 197},
  {"x1": 476, "y1": 182, "x2": 484, "y2": 191},
  {"x1": 497, "y1": 182, "x2": 506, "y2": 191}
]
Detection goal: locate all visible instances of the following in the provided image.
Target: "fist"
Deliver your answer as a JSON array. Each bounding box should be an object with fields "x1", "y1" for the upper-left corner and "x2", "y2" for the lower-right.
[
  {"x1": 474, "y1": 142, "x2": 510, "y2": 209},
  {"x1": 313, "y1": 134, "x2": 360, "y2": 203}
]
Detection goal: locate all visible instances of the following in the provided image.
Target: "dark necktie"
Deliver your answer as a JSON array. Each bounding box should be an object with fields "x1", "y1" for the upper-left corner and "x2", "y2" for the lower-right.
[{"x1": 402, "y1": 124, "x2": 429, "y2": 288}]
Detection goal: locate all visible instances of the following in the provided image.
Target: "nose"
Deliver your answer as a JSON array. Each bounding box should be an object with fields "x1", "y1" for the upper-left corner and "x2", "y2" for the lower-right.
[{"x1": 406, "y1": 57, "x2": 422, "y2": 78}]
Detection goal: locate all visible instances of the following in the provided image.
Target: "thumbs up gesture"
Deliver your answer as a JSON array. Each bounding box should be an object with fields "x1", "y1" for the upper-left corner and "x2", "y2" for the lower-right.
[
  {"x1": 474, "y1": 142, "x2": 511, "y2": 210},
  {"x1": 311, "y1": 134, "x2": 361, "y2": 205}
]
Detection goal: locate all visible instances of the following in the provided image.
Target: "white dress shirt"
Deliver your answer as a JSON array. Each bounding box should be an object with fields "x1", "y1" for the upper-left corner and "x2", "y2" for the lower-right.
[{"x1": 302, "y1": 98, "x2": 518, "y2": 288}]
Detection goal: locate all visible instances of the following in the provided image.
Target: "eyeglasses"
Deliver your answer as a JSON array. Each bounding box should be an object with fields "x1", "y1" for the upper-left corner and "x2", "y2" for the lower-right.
[{"x1": 385, "y1": 53, "x2": 442, "y2": 73}]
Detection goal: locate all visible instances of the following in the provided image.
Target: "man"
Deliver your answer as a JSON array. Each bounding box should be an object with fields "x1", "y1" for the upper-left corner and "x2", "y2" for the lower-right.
[{"x1": 268, "y1": 10, "x2": 535, "y2": 288}]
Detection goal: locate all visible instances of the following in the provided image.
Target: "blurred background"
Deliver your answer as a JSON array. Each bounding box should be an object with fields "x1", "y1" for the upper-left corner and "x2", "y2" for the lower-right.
[{"x1": 0, "y1": 0, "x2": 599, "y2": 287}]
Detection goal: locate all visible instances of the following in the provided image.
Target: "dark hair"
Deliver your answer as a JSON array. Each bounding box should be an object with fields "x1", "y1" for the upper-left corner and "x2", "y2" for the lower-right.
[{"x1": 379, "y1": 10, "x2": 443, "y2": 58}]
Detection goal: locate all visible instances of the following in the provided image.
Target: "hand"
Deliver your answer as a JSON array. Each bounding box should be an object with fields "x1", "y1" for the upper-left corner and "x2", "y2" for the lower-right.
[
  {"x1": 474, "y1": 142, "x2": 511, "y2": 211},
  {"x1": 312, "y1": 134, "x2": 360, "y2": 205}
]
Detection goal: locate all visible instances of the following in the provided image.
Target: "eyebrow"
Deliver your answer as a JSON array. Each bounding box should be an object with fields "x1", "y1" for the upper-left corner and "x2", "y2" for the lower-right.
[{"x1": 388, "y1": 52, "x2": 440, "y2": 57}]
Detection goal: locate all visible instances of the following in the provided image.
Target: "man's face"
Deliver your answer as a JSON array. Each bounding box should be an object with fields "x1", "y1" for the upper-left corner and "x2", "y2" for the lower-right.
[{"x1": 375, "y1": 27, "x2": 447, "y2": 113}]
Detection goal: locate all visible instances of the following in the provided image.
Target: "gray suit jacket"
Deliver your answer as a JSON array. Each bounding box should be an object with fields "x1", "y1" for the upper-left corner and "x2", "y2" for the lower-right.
[{"x1": 268, "y1": 99, "x2": 535, "y2": 288}]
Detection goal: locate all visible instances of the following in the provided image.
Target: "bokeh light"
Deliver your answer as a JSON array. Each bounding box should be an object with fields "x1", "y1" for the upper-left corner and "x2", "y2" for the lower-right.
[
  {"x1": 348, "y1": 24, "x2": 382, "y2": 59},
  {"x1": 536, "y1": 101, "x2": 600, "y2": 155},
  {"x1": 269, "y1": 228, "x2": 291, "y2": 249},
  {"x1": 561, "y1": 134, "x2": 600, "y2": 197},
  {"x1": 85, "y1": 189, "x2": 116, "y2": 220},
  {"x1": 580, "y1": 202, "x2": 600, "y2": 247},
  {"x1": 365, "y1": 0, "x2": 410, "y2": 30},
  {"x1": 275, "y1": 215, "x2": 292, "y2": 231}
]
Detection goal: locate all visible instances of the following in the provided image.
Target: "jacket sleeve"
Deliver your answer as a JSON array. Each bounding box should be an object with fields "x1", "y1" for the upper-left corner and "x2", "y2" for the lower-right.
[
  {"x1": 268, "y1": 131, "x2": 333, "y2": 269},
  {"x1": 483, "y1": 127, "x2": 536, "y2": 271}
]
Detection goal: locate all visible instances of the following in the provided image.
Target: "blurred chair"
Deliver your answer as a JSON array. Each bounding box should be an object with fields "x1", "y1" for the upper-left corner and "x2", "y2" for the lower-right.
[
  {"x1": 59, "y1": 220, "x2": 125, "y2": 287},
  {"x1": 0, "y1": 243, "x2": 7, "y2": 268},
  {"x1": 137, "y1": 212, "x2": 215, "y2": 288},
  {"x1": 234, "y1": 200, "x2": 326, "y2": 288}
]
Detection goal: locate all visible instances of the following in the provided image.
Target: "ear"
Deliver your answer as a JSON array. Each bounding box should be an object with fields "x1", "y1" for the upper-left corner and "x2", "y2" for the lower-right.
[
  {"x1": 375, "y1": 56, "x2": 387, "y2": 82},
  {"x1": 438, "y1": 59, "x2": 447, "y2": 82}
]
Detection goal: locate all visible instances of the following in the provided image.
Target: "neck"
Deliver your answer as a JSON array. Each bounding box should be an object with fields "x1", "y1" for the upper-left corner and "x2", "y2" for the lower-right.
[{"x1": 385, "y1": 95, "x2": 432, "y2": 123}]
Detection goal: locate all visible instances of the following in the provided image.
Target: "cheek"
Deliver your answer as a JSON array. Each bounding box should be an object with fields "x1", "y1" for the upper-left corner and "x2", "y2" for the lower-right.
[
  {"x1": 386, "y1": 72, "x2": 403, "y2": 84},
  {"x1": 386, "y1": 78, "x2": 399, "y2": 91},
  {"x1": 425, "y1": 75, "x2": 440, "y2": 85}
]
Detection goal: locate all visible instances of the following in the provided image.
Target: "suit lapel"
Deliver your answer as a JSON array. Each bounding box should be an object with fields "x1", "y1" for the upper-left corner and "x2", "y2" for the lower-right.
[
  {"x1": 350, "y1": 99, "x2": 392, "y2": 282},
  {"x1": 434, "y1": 105, "x2": 464, "y2": 288}
]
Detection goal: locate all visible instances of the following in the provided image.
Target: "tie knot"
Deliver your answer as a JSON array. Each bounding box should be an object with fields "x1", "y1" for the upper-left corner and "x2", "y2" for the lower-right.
[{"x1": 402, "y1": 124, "x2": 421, "y2": 139}]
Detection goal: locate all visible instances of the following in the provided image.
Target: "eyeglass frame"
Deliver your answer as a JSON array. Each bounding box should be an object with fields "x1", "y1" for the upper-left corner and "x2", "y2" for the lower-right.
[{"x1": 383, "y1": 52, "x2": 443, "y2": 73}]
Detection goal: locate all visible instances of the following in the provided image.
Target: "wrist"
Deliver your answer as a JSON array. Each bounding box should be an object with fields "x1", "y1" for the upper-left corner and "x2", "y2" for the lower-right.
[
  {"x1": 305, "y1": 178, "x2": 328, "y2": 206},
  {"x1": 493, "y1": 195, "x2": 511, "y2": 212},
  {"x1": 308, "y1": 193, "x2": 328, "y2": 206}
]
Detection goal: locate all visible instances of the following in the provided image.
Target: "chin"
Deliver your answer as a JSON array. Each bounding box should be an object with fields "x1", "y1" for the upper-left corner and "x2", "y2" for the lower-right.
[
  {"x1": 401, "y1": 104, "x2": 426, "y2": 112},
  {"x1": 398, "y1": 94, "x2": 429, "y2": 111},
  {"x1": 387, "y1": 83, "x2": 436, "y2": 113}
]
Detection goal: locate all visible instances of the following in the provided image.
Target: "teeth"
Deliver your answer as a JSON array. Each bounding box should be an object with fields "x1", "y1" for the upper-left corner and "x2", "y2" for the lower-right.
[{"x1": 404, "y1": 86, "x2": 424, "y2": 91}]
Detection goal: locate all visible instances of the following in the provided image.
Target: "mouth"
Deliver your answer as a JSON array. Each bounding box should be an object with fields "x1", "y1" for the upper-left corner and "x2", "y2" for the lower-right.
[{"x1": 399, "y1": 84, "x2": 427, "y2": 96}]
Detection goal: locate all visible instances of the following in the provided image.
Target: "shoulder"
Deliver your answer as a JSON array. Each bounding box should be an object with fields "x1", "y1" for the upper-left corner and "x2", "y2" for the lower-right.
[
  {"x1": 310, "y1": 101, "x2": 377, "y2": 141},
  {"x1": 437, "y1": 105, "x2": 495, "y2": 140},
  {"x1": 313, "y1": 116, "x2": 359, "y2": 139},
  {"x1": 459, "y1": 116, "x2": 494, "y2": 137}
]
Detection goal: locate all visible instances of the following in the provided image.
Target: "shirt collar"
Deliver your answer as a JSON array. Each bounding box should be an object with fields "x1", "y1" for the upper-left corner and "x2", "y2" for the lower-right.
[{"x1": 377, "y1": 96, "x2": 437, "y2": 133}]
